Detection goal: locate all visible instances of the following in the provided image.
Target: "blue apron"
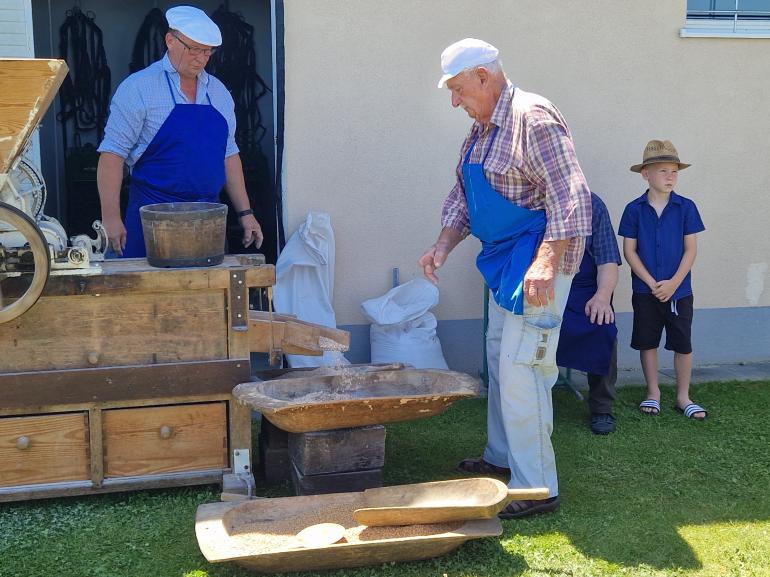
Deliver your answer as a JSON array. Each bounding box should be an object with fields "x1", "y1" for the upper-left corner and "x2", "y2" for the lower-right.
[
  {"x1": 122, "y1": 71, "x2": 229, "y2": 257},
  {"x1": 555, "y1": 246, "x2": 617, "y2": 375},
  {"x1": 464, "y1": 126, "x2": 546, "y2": 314}
]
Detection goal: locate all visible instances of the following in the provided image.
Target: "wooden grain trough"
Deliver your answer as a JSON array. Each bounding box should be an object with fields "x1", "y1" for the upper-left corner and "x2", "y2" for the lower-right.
[
  {"x1": 196, "y1": 489, "x2": 502, "y2": 573},
  {"x1": 232, "y1": 365, "x2": 481, "y2": 433}
]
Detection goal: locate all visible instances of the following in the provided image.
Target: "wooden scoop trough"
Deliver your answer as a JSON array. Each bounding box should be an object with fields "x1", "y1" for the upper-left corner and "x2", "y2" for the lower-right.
[
  {"x1": 233, "y1": 365, "x2": 480, "y2": 433},
  {"x1": 352, "y1": 477, "x2": 550, "y2": 526},
  {"x1": 196, "y1": 487, "x2": 502, "y2": 573}
]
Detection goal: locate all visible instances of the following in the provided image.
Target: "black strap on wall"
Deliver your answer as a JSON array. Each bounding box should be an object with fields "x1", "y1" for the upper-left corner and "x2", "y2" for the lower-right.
[
  {"x1": 129, "y1": 7, "x2": 168, "y2": 74},
  {"x1": 57, "y1": 5, "x2": 111, "y2": 151},
  {"x1": 208, "y1": 4, "x2": 271, "y2": 154}
]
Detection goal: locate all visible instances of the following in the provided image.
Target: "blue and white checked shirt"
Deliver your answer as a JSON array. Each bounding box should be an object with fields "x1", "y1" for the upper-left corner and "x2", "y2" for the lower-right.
[
  {"x1": 98, "y1": 54, "x2": 238, "y2": 169},
  {"x1": 587, "y1": 192, "x2": 622, "y2": 267}
]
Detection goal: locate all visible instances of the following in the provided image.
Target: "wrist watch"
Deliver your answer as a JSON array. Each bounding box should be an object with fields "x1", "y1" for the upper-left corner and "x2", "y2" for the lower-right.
[{"x1": 237, "y1": 208, "x2": 253, "y2": 217}]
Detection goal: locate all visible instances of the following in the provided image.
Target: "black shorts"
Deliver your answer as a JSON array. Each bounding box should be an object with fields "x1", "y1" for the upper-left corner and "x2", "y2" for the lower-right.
[{"x1": 631, "y1": 293, "x2": 694, "y2": 354}]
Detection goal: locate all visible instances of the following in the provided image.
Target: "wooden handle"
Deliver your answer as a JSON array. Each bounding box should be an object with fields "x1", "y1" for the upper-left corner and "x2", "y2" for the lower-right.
[
  {"x1": 16, "y1": 436, "x2": 30, "y2": 450},
  {"x1": 506, "y1": 487, "x2": 550, "y2": 501},
  {"x1": 159, "y1": 425, "x2": 173, "y2": 439}
]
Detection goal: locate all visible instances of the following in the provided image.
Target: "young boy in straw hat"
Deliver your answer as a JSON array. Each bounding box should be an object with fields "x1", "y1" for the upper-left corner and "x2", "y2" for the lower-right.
[{"x1": 618, "y1": 140, "x2": 707, "y2": 420}]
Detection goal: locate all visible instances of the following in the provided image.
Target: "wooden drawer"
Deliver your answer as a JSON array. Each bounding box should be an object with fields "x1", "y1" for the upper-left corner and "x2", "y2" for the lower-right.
[
  {"x1": 103, "y1": 403, "x2": 228, "y2": 478},
  {"x1": 0, "y1": 413, "x2": 90, "y2": 487}
]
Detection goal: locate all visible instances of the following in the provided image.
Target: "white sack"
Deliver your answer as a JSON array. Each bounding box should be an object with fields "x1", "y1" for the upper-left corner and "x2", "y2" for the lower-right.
[
  {"x1": 273, "y1": 212, "x2": 349, "y2": 367},
  {"x1": 361, "y1": 279, "x2": 448, "y2": 369}
]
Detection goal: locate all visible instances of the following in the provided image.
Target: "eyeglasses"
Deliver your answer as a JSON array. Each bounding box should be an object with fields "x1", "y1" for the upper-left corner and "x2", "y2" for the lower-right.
[{"x1": 171, "y1": 32, "x2": 217, "y2": 57}]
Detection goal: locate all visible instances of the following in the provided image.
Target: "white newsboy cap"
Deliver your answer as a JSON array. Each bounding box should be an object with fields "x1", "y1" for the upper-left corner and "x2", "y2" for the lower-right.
[
  {"x1": 437, "y1": 38, "x2": 499, "y2": 88},
  {"x1": 166, "y1": 5, "x2": 222, "y2": 47}
]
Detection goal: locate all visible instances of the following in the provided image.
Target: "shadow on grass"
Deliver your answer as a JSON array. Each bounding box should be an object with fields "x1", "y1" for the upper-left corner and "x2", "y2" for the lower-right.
[{"x1": 384, "y1": 380, "x2": 770, "y2": 574}]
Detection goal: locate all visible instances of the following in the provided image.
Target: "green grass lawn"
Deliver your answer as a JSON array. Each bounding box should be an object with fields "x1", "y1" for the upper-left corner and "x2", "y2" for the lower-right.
[{"x1": 1, "y1": 380, "x2": 769, "y2": 577}]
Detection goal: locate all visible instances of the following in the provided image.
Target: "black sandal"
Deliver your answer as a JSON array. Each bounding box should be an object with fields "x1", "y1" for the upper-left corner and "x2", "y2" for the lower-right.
[
  {"x1": 498, "y1": 496, "x2": 560, "y2": 519},
  {"x1": 455, "y1": 457, "x2": 510, "y2": 476}
]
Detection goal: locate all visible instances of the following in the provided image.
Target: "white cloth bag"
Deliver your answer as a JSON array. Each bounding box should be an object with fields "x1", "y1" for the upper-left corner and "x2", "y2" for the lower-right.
[
  {"x1": 273, "y1": 212, "x2": 349, "y2": 367},
  {"x1": 361, "y1": 278, "x2": 448, "y2": 369}
]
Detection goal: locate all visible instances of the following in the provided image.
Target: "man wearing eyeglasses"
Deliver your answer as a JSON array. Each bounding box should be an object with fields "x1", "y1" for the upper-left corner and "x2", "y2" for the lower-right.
[{"x1": 97, "y1": 5, "x2": 262, "y2": 257}]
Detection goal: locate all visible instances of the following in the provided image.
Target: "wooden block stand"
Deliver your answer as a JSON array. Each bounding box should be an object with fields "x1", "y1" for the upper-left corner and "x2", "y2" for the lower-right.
[
  {"x1": 257, "y1": 418, "x2": 292, "y2": 484},
  {"x1": 288, "y1": 425, "x2": 386, "y2": 496},
  {"x1": 0, "y1": 256, "x2": 274, "y2": 502}
]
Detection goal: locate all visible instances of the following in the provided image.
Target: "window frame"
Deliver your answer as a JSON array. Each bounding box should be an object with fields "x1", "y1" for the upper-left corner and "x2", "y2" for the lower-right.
[{"x1": 681, "y1": 0, "x2": 770, "y2": 38}]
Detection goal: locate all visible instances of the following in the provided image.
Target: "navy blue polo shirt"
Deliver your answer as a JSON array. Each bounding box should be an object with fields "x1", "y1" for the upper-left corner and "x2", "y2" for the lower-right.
[{"x1": 618, "y1": 191, "x2": 705, "y2": 300}]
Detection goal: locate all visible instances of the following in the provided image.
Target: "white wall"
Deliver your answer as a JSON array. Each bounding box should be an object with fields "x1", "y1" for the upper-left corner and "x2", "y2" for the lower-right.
[
  {"x1": 0, "y1": 0, "x2": 33, "y2": 57},
  {"x1": 282, "y1": 0, "x2": 770, "y2": 326}
]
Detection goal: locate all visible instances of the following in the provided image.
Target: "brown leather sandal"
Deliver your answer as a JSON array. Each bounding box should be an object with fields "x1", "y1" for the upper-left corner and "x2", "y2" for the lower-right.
[
  {"x1": 498, "y1": 496, "x2": 560, "y2": 519},
  {"x1": 455, "y1": 457, "x2": 510, "y2": 476}
]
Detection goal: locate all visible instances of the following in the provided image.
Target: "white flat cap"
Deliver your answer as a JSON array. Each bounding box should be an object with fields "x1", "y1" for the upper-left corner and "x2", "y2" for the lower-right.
[
  {"x1": 437, "y1": 38, "x2": 499, "y2": 88},
  {"x1": 166, "y1": 5, "x2": 222, "y2": 47}
]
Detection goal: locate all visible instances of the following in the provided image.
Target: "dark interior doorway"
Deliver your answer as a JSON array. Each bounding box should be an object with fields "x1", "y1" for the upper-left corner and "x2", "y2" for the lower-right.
[{"x1": 31, "y1": 0, "x2": 282, "y2": 264}]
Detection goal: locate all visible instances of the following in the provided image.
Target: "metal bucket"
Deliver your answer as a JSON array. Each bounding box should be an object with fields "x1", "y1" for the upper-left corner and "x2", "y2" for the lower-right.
[{"x1": 140, "y1": 202, "x2": 227, "y2": 268}]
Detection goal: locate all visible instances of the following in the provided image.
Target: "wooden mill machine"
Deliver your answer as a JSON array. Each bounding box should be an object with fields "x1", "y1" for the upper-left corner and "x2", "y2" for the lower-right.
[{"x1": 0, "y1": 59, "x2": 349, "y2": 502}]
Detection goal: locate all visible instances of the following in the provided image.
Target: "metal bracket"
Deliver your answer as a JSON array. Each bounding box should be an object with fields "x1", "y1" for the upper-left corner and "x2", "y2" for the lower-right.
[
  {"x1": 229, "y1": 270, "x2": 248, "y2": 331},
  {"x1": 232, "y1": 448, "x2": 255, "y2": 497},
  {"x1": 233, "y1": 448, "x2": 251, "y2": 475}
]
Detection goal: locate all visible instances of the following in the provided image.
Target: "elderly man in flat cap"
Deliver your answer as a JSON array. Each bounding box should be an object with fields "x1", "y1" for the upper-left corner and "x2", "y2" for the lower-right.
[
  {"x1": 419, "y1": 39, "x2": 592, "y2": 518},
  {"x1": 97, "y1": 5, "x2": 262, "y2": 257}
]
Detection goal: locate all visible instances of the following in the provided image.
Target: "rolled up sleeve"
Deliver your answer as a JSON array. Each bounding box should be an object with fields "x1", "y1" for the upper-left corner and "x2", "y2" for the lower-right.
[
  {"x1": 524, "y1": 116, "x2": 592, "y2": 241},
  {"x1": 440, "y1": 157, "x2": 470, "y2": 235},
  {"x1": 97, "y1": 80, "x2": 145, "y2": 160}
]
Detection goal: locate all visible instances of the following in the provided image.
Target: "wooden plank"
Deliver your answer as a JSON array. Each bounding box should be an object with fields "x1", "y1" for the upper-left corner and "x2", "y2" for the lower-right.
[
  {"x1": 103, "y1": 403, "x2": 228, "y2": 478},
  {"x1": 0, "y1": 290, "x2": 228, "y2": 372},
  {"x1": 248, "y1": 312, "x2": 350, "y2": 355},
  {"x1": 0, "y1": 470, "x2": 225, "y2": 503},
  {"x1": 88, "y1": 408, "x2": 103, "y2": 487},
  {"x1": 0, "y1": 59, "x2": 68, "y2": 173},
  {"x1": 0, "y1": 257, "x2": 274, "y2": 298},
  {"x1": 0, "y1": 412, "x2": 89, "y2": 487},
  {"x1": 228, "y1": 398, "x2": 253, "y2": 467},
  {"x1": 0, "y1": 360, "x2": 250, "y2": 409},
  {"x1": 227, "y1": 269, "x2": 251, "y2": 359},
  {"x1": 288, "y1": 426, "x2": 386, "y2": 476}
]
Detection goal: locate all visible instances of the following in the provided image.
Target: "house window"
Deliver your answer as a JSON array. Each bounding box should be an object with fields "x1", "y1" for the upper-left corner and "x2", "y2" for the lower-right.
[{"x1": 681, "y1": 0, "x2": 770, "y2": 37}]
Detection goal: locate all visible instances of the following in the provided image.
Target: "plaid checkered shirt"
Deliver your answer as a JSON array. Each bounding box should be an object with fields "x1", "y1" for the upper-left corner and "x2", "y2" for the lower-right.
[{"x1": 441, "y1": 84, "x2": 592, "y2": 275}]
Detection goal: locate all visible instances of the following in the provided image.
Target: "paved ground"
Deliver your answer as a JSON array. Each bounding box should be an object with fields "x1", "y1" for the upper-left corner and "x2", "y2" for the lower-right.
[{"x1": 561, "y1": 360, "x2": 770, "y2": 392}]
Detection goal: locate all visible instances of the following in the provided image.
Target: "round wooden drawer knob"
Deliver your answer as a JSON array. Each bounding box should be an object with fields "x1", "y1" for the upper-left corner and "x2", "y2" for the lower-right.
[
  {"x1": 16, "y1": 436, "x2": 30, "y2": 450},
  {"x1": 159, "y1": 425, "x2": 173, "y2": 439},
  {"x1": 87, "y1": 351, "x2": 100, "y2": 365}
]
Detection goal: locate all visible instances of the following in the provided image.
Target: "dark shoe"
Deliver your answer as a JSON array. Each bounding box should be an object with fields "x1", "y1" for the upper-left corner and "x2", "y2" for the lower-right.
[
  {"x1": 590, "y1": 413, "x2": 616, "y2": 435},
  {"x1": 456, "y1": 457, "x2": 510, "y2": 476},
  {"x1": 498, "y1": 496, "x2": 560, "y2": 519}
]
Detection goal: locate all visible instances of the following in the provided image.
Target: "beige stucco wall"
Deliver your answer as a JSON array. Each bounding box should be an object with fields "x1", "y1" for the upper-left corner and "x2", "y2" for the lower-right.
[{"x1": 282, "y1": 0, "x2": 770, "y2": 325}]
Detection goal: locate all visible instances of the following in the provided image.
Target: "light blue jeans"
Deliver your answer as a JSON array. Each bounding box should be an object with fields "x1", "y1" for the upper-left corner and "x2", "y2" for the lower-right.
[{"x1": 483, "y1": 273, "x2": 573, "y2": 497}]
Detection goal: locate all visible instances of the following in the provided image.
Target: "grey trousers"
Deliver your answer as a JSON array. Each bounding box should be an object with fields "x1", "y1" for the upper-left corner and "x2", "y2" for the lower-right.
[{"x1": 483, "y1": 274, "x2": 573, "y2": 498}]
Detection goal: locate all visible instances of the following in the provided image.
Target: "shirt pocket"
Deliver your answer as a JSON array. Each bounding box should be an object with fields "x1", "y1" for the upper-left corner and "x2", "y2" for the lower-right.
[{"x1": 512, "y1": 310, "x2": 562, "y2": 367}]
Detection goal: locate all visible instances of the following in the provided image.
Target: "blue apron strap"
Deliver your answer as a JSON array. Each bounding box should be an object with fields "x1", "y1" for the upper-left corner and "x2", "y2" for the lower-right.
[
  {"x1": 463, "y1": 126, "x2": 498, "y2": 165},
  {"x1": 164, "y1": 71, "x2": 178, "y2": 105}
]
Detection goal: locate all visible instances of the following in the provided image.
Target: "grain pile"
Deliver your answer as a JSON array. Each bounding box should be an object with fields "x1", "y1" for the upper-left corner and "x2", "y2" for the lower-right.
[{"x1": 225, "y1": 494, "x2": 462, "y2": 556}]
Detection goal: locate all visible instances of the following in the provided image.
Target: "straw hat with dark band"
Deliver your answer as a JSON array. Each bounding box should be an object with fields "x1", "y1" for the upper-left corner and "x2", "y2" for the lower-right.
[{"x1": 630, "y1": 140, "x2": 691, "y2": 173}]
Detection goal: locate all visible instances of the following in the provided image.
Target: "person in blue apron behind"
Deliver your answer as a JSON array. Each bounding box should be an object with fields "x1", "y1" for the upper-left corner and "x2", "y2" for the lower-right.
[
  {"x1": 555, "y1": 192, "x2": 622, "y2": 435},
  {"x1": 419, "y1": 39, "x2": 592, "y2": 519},
  {"x1": 97, "y1": 5, "x2": 262, "y2": 257}
]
